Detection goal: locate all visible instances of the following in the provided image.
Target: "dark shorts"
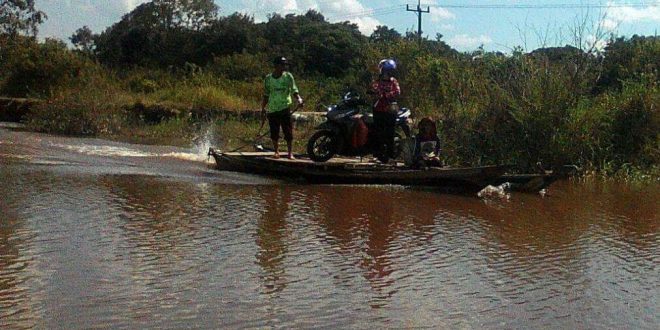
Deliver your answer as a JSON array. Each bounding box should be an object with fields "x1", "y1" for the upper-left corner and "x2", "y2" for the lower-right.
[
  {"x1": 373, "y1": 110, "x2": 397, "y2": 157},
  {"x1": 267, "y1": 108, "x2": 293, "y2": 142}
]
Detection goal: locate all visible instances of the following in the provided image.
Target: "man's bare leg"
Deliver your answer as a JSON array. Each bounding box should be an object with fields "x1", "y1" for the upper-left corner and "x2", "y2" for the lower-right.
[
  {"x1": 272, "y1": 139, "x2": 280, "y2": 158},
  {"x1": 286, "y1": 141, "x2": 294, "y2": 159}
]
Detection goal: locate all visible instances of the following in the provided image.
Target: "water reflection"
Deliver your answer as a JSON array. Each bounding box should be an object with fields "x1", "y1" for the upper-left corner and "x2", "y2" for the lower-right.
[
  {"x1": 104, "y1": 175, "x2": 205, "y2": 253},
  {"x1": 311, "y1": 187, "x2": 437, "y2": 293},
  {"x1": 255, "y1": 187, "x2": 291, "y2": 295}
]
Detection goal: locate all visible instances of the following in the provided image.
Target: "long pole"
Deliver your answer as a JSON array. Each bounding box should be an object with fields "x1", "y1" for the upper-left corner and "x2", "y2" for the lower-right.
[{"x1": 406, "y1": 0, "x2": 430, "y2": 44}]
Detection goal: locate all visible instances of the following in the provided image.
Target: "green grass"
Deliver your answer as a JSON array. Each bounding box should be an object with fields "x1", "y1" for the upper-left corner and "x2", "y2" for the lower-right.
[{"x1": 149, "y1": 82, "x2": 258, "y2": 112}]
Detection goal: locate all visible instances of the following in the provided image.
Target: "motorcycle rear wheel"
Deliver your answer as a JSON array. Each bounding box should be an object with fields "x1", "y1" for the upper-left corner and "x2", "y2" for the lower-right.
[{"x1": 307, "y1": 130, "x2": 337, "y2": 162}]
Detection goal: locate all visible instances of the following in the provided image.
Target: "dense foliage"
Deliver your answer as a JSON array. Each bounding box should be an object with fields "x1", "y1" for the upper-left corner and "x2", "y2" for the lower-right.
[{"x1": 0, "y1": 0, "x2": 658, "y2": 175}]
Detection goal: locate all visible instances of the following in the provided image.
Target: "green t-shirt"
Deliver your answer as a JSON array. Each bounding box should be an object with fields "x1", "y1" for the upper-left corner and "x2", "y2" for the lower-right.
[{"x1": 264, "y1": 71, "x2": 299, "y2": 113}]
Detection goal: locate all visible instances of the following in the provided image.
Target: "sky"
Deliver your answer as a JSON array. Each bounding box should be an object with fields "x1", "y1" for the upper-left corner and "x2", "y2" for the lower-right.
[{"x1": 36, "y1": 0, "x2": 660, "y2": 52}]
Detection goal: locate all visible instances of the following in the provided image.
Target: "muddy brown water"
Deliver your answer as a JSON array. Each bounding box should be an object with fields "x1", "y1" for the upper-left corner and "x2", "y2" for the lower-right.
[{"x1": 1, "y1": 124, "x2": 658, "y2": 329}]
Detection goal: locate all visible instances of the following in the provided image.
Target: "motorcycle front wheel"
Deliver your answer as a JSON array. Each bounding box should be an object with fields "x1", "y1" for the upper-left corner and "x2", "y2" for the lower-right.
[{"x1": 306, "y1": 130, "x2": 337, "y2": 162}]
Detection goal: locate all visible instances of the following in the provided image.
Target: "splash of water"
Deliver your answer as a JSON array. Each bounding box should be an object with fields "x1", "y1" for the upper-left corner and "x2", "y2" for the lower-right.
[
  {"x1": 192, "y1": 124, "x2": 215, "y2": 156},
  {"x1": 161, "y1": 124, "x2": 216, "y2": 163},
  {"x1": 55, "y1": 144, "x2": 158, "y2": 157},
  {"x1": 159, "y1": 125, "x2": 217, "y2": 163},
  {"x1": 47, "y1": 126, "x2": 218, "y2": 163}
]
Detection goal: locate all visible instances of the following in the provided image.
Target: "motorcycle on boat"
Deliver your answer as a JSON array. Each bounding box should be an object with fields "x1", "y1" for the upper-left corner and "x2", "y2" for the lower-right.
[{"x1": 306, "y1": 92, "x2": 412, "y2": 163}]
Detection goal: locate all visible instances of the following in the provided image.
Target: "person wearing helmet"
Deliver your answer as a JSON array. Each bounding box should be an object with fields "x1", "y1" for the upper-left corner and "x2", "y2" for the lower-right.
[
  {"x1": 261, "y1": 56, "x2": 304, "y2": 159},
  {"x1": 371, "y1": 58, "x2": 401, "y2": 163}
]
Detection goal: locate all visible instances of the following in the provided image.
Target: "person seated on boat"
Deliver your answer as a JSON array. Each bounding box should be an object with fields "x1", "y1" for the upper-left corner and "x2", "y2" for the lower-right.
[
  {"x1": 261, "y1": 56, "x2": 304, "y2": 159},
  {"x1": 414, "y1": 117, "x2": 442, "y2": 168}
]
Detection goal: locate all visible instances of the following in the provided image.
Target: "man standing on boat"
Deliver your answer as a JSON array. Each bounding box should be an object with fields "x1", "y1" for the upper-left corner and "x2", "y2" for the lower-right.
[{"x1": 261, "y1": 56, "x2": 304, "y2": 159}]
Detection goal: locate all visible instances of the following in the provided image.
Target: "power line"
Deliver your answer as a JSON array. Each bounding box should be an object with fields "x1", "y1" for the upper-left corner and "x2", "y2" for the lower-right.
[
  {"x1": 329, "y1": 2, "x2": 657, "y2": 23},
  {"x1": 407, "y1": 1, "x2": 430, "y2": 44},
  {"x1": 319, "y1": 2, "x2": 656, "y2": 21},
  {"x1": 327, "y1": 6, "x2": 404, "y2": 20},
  {"x1": 433, "y1": 3, "x2": 655, "y2": 9},
  {"x1": 219, "y1": 1, "x2": 657, "y2": 22}
]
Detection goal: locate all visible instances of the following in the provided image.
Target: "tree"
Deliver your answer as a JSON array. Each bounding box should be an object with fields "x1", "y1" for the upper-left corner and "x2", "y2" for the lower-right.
[
  {"x1": 70, "y1": 25, "x2": 96, "y2": 55},
  {"x1": 95, "y1": 0, "x2": 220, "y2": 66},
  {"x1": 151, "y1": 0, "x2": 218, "y2": 30},
  {"x1": 261, "y1": 11, "x2": 367, "y2": 77},
  {"x1": 0, "y1": 0, "x2": 46, "y2": 37},
  {"x1": 370, "y1": 25, "x2": 401, "y2": 44},
  {"x1": 303, "y1": 9, "x2": 325, "y2": 23},
  {"x1": 205, "y1": 13, "x2": 260, "y2": 56},
  {"x1": 529, "y1": 45, "x2": 583, "y2": 61},
  {"x1": 596, "y1": 35, "x2": 660, "y2": 91}
]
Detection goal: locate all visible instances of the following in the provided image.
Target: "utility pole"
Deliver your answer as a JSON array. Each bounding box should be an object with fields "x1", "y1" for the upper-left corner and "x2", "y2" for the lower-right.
[{"x1": 406, "y1": 0, "x2": 430, "y2": 44}]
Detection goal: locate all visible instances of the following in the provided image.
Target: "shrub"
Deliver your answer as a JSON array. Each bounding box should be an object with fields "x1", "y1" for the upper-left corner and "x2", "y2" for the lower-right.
[
  {"x1": 209, "y1": 52, "x2": 268, "y2": 81},
  {"x1": 0, "y1": 38, "x2": 92, "y2": 98},
  {"x1": 26, "y1": 71, "x2": 133, "y2": 136},
  {"x1": 128, "y1": 77, "x2": 158, "y2": 93}
]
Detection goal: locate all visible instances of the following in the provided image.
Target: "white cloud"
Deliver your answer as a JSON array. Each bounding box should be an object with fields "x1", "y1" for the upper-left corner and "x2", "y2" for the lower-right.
[
  {"x1": 607, "y1": 1, "x2": 660, "y2": 22},
  {"x1": 282, "y1": 0, "x2": 299, "y2": 11},
  {"x1": 235, "y1": 0, "x2": 385, "y2": 35},
  {"x1": 586, "y1": 34, "x2": 608, "y2": 52},
  {"x1": 429, "y1": 7, "x2": 455, "y2": 23},
  {"x1": 604, "y1": 0, "x2": 660, "y2": 29},
  {"x1": 446, "y1": 34, "x2": 492, "y2": 49},
  {"x1": 602, "y1": 18, "x2": 619, "y2": 30},
  {"x1": 414, "y1": 0, "x2": 455, "y2": 23},
  {"x1": 38, "y1": 0, "x2": 149, "y2": 40},
  {"x1": 440, "y1": 24, "x2": 455, "y2": 32},
  {"x1": 123, "y1": 0, "x2": 148, "y2": 12},
  {"x1": 350, "y1": 16, "x2": 381, "y2": 35},
  {"x1": 432, "y1": 7, "x2": 455, "y2": 22}
]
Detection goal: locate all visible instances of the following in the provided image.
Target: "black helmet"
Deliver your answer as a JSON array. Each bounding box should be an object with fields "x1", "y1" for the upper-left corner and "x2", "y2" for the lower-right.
[{"x1": 273, "y1": 56, "x2": 288, "y2": 65}]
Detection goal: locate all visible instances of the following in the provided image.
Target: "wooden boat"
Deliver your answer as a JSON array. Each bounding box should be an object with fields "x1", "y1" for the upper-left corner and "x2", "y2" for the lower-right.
[{"x1": 208, "y1": 149, "x2": 509, "y2": 191}]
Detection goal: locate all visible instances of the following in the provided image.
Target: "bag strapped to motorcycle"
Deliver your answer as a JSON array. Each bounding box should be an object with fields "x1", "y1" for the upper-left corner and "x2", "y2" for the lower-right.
[{"x1": 350, "y1": 116, "x2": 368, "y2": 148}]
